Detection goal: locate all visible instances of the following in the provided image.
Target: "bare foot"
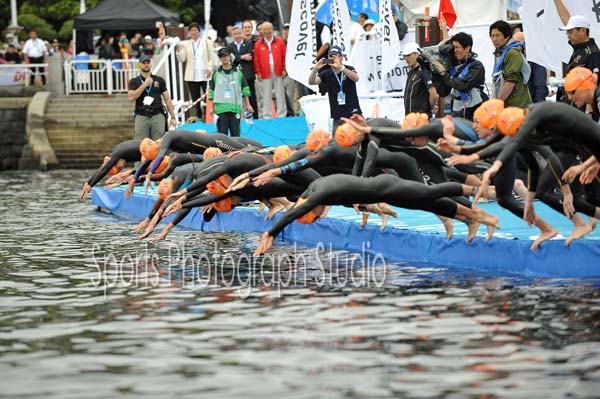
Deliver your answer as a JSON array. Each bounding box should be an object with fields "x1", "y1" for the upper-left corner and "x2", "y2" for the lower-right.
[
  {"x1": 361, "y1": 212, "x2": 370, "y2": 229},
  {"x1": 438, "y1": 216, "x2": 453, "y2": 240},
  {"x1": 254, "y1": 232, "x2": 274, "y2": 256},
  {"x1": 566, "y1": 215, "x2": 593, "y2": 246},
  {"x1": 380, "y1": 214, "x2": 389, "y2": 231},
  {"x1": 486, "y1": 225, "x2": 495, "y2": 242},
  {"x1": 588, "y1": 217, "x2": 598, "y2": 231},
  {"x1": 378, "y1": 203, "x2": 398, "y2": 218},
  {"x1": 467, "y1": 221, "x2": 480, "y2": 243},
  {"x1": 473, "y1": 208, "x2": 500, "y2": 230},
  {"x1": 134, "y1": 219, "x2": 150, "y2": 233},
  {"x1": 530, "y1": 226, "x2": 558, "y2": 251}
]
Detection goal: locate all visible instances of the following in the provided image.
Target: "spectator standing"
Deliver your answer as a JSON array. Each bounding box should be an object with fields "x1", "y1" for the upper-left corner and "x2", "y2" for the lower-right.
[
  {"x1": 281, "y1": 23, "x2": 296, "y2": 116},
  {"x1": 392, "y1": 5, "x2": 408, "y2": 41},
  {"x1": 253, "y1": 22, "x2": 287, "y2": 119},
  {"x1": 554, "y1": 2, "x2": 600, "y2": 107},
  {"x1": 228, "y1": 25, "x2": 258, "y2": 119},
  {"x1": 489, "y1": 20, "x2": 531, "y2": 107},
  {"x1": 512, "y1": 31, "x2": 548, "y2": 103},
  {"x1": 128, "y1": 55, "x2": 177, "y2": 140},
  {"x1": 4, "y1": 44, "x2": 21, "y2": 64},
  {"x1": 98, "y1": 37, "x2": 117, "y2": 60},
  {"x1": 176, "y1": 22, "x2": 215, "y2": 121},
  {"x1": 350, "y1": 13, "x2": 367, "y2": 46},
  {"x1": 402, "y1": 42, "x2": 439, "y2": 117},
  {"x1": 209, "y1": 47, "x2": 253, "y2": 137},
  {"x1": 431, "y1": 32, "x2": 487, "y2": 119},
  {"x1": 142, "y1": 35, "x2": 155, "y2": 57},
  {"x1": 22, "y1": 30, "x2": 48, "y2": 85},
  {"x1": 308, "y1": 45, "x2": 361, "y2": 132}
]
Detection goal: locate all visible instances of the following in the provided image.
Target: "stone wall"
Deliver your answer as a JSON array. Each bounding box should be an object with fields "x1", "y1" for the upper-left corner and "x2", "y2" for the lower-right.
[{"x1": 0, "y1": 98, "x2": 29, "y2": 170}]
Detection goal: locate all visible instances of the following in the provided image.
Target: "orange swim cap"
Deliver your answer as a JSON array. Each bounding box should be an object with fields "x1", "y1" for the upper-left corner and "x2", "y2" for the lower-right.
[
  {"x1": 335, "y1": 123, "x2": 357, "y2": 147},
  {"x1": 104, "y1": 156, "x2": 120, "y2": 176},
  {"x1": 296, "y1": 209, "x2": 317, "y2": 224},
  {"x1": 496, "y1": 107, "x2": 525, "y2": 137},
  {"x1": 273, "y1": 145, "x2": 294, "y2": 163},
  {"x1": 213, "y1": 197, "x2": 232, "y2": 212},
  {"x1": 139, "y1": 138, "x2": 159, "y2": 160},
  {"x1": 473, "y1": 99, "x2": 505, "y2": 129},
  {"x1": 203, "y1": 147, "x2": 223, "y2": 160},
  {"x1": 402, "y1": 113, "x2": 420, "y2": 129},
  {"x1": 155, "y1": 155, "x2": 171, "y2": 174},
  {"x1": 564, "y1": 66, "x2": 599, "y2": 92},
  {"x1": 306, "y1": 129, "x2": 331, "y2": 151},
  {"x1": 157, "y1": 178, "x2": 173, "y2": 199},
  {"x1": 206, "y1": 175, "x2": 230, "y2": 196}
]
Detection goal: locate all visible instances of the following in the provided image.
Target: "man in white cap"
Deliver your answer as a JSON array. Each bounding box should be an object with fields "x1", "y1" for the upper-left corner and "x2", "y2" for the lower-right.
[
  {"x1": 555, "y1": 1, "x2": 600, "y2": 98},
  {"x1": 402, "y1": 42, "x2": 439, "y2": 117}
]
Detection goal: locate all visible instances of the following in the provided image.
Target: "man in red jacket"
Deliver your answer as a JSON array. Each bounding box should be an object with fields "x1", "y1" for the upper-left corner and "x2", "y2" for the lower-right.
[{"x1": 253, "y1": 22, "x2": 288, "y2": 119}]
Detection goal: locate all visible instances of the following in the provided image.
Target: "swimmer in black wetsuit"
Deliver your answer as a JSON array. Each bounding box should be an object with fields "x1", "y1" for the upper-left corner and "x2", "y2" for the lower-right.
[
  {"x1": 80, "y1": 139, "x2": 143, "y2": 200},
  {"x1": 254, "y1": 173, "x2": 501, "y2": 255},
  {"x1": 135, "y1": 130, "x2": 256, "y2": 188},
  {"x1": 560, "y1": 67, "x2": 600, "y2": 187}
]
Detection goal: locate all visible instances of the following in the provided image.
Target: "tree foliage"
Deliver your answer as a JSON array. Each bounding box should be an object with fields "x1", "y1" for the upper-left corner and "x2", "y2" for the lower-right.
[
  {"x1": 17, "y1": 14, "x2": 57, "y2": 40},
  {"x1": 0, "y1": 0, "x2": 212, "y2": 43}
]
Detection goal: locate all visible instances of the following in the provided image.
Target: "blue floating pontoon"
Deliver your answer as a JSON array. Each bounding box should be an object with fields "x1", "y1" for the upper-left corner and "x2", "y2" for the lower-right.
[{"x1": 92, "y1": 120, "x2": 600, "y2": 278}]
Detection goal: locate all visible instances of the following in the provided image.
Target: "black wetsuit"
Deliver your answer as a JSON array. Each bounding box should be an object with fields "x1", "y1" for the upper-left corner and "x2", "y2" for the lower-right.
[
  {"x1": 139, "y1": 130, "x2": 251, "y2": 180},
  {"x1": 496, "y1": 102, "x2": 600, "y2": 168},
  {"x1": 87, "y1": 140, "x2": 142, "y2": 187},
  {"x1": 267, "y1": 174, "x2": 469, "y2": 237},
  {"x1": 150, "y1": 152, "x2": 204, "y2": 180},
  {"x1": 182, "y1": 177, "x2": 305, "y2": 210}
]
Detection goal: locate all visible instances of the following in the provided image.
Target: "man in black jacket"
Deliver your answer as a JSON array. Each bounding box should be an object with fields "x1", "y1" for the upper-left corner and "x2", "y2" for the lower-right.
[{"x1": 229, "y1": 25, "x2": 259, "y2": 119}]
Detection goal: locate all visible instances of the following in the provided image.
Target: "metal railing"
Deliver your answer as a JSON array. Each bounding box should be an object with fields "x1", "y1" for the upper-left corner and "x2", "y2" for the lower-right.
[
  {"x1": 0, "y1": 63, "x2": 49, "y2": 86},
  {"x1": 152, "y1": 38, "x2": 186, "y2": 125},
  {"x1": 62, "y1": 45, "x2": 186, "y2": 125},
  {"x1": 64, "y1": 58, "x2": 139, "y2": 95}
]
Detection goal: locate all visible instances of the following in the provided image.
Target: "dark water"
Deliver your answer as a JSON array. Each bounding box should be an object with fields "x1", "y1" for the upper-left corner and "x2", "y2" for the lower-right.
[{"x1": 1, "y1": 170, "x2": 600, "y2": 399}]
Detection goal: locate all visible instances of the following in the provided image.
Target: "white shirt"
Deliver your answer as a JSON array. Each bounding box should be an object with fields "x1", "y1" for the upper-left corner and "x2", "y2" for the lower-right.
[
  {"x1": 23, "y1": 38, "x2": 47, "y2": 58},
  {"x1": 350, "y1": 22, "x2": 364, "y2": 43},
  {"x1": 191, "y1": 38, "x2": 206, "y2": 82},
  {"x1": 264, "y1": 37, "x2": 275, "y2": 66}
]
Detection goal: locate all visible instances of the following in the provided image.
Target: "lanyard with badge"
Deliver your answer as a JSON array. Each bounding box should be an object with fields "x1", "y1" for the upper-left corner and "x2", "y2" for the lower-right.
[
  {"x1": 140, "y1": 76, "x2": 154, "y2": 106},
  {"x1": 333, "y1": 69, "x2": 345, "y2": 105}
]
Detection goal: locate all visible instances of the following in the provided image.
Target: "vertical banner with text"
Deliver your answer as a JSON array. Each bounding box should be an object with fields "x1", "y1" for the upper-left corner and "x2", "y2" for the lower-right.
[
  {"x1": 379, "y1": 0, "x2": 401, "y2": 78},
  {"x1": 286, "y1": 0, "x2": 317, "y2": 89},
  {"x1": 330, "y1": 0, "x2": 352, "y2": 58}
]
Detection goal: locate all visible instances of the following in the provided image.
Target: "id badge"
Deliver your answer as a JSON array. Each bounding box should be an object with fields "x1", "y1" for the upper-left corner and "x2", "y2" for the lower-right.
[
  {"x1": 337, "y1": 91, "x2": 346, "y2": 105},
  {"x1": 224, "y1": 88, "x2": 232, "y2": 99},
  {"x1": 143, "y1": 96, "x2": 155, "y2": 106}
]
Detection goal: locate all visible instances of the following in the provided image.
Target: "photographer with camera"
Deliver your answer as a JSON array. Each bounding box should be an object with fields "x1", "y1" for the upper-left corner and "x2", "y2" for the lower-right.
[
  {"x1": 402, "y1": 42, "x2": 439, "y2": 117},
  {"x1": 308, "y1": 45, "x2": 361, "y2": 132},
  {"x1": 429, "y1": 32, "x2": 487, "y2": 120}
]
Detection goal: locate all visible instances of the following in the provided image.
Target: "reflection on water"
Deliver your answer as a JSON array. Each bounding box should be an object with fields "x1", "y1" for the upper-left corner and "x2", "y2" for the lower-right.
[{"x1": 0, "y1": 170, "x2": 599, "y2": 398}]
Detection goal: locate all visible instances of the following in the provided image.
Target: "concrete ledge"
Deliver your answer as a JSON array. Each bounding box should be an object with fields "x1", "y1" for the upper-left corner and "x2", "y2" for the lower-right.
[{"x1": 24, "y1": 92, "x2": 59, "y2": 170}]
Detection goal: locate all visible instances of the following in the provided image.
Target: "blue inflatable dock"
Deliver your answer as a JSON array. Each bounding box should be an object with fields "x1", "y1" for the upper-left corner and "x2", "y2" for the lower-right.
[{"x1": 92, "y1": 119, "x2": 600, "y2": 278}]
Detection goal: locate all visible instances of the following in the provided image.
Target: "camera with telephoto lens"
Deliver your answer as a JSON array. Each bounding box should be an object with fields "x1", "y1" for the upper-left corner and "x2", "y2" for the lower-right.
[{"x1": 417, "y1": 39, "x2": 454, "y2": 75}]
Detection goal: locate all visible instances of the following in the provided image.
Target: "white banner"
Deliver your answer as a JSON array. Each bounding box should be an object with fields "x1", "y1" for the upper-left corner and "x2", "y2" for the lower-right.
[
  {"x1": 300, "y1": 92, "x2": 405, "y2": 132},
  {"x1": 330, "y1": 0, "x2": 352, "y2": 57},
  {"x1": 522, "y1": 0, "x2": 600, "y2": 75},
  {"x1": 0, "y1": 66, "x2": 28, "y2": 86},
  {"x1": 286, "y1": 0, "x2": 317, "y2": 89},
  {"x1": 379, "y1": 0, "x2": 401, "y2": 76},
  {"x1": 350, "y1": 35, "x2": 381, "y2": 93}
]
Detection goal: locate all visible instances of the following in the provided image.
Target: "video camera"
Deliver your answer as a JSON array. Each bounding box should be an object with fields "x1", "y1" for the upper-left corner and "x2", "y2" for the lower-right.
[{"x1": 417, "y1": 39, "x2": 454, "y2": 75}]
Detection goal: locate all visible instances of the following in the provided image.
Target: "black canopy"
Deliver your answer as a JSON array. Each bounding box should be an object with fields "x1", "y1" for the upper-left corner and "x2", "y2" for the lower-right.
[{"x1": 74, "y1": 0, "x2": 179, "y2": 30}]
